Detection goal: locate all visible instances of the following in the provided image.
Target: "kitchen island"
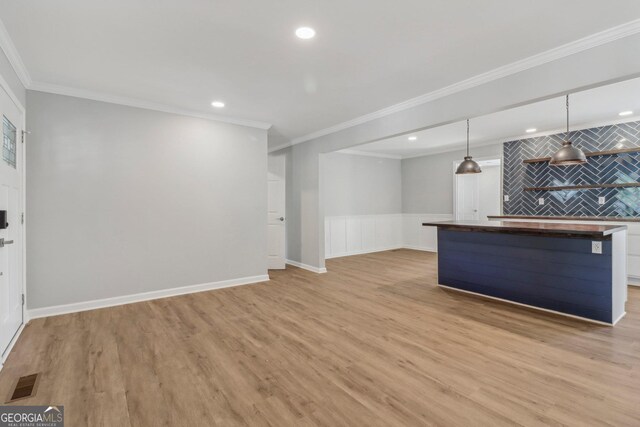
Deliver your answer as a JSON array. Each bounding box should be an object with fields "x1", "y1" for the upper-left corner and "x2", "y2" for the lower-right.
[{"x1": 422, "y1": 220, "x2": 628, "y2": 325}]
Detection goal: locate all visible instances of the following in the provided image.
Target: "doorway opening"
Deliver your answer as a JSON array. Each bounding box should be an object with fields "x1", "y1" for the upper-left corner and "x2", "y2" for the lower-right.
[
  {"x1": 267, "y1": 153, "x2": 286, "y2": 270},
  {"x1": 453, "y1": 158, "x2": 501, "y2": 221}
]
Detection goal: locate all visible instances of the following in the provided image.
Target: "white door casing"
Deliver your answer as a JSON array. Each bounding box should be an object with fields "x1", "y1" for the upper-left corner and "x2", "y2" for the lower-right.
[
  {"x1": 0, "y1": 81, "x2": 24, "y2": 359},
  {"x1": 267, "y1": 154, "x2": 286, "y2": 269},
  {"x1": 453, "y1": 158, "x2": 502, "y2": 221}
]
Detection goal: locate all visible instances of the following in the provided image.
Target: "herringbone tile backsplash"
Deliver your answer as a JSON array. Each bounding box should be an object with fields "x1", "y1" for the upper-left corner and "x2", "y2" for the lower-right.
[{"x1": 503, "y1": 121, "x2": 640, "y2": 218}]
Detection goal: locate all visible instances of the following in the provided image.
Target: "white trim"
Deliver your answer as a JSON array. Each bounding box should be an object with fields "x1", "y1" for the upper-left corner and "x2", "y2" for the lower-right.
[
  {"x1": 0, "y1": 16, "x2": 273, "y2": 130},
  {"x1": 27, "y1": 274, "x2": 269, "y2": 320},
  {"x1": 0, "y1": 72, "x2": 25, "y2": 113},
  {"x1": 281, "y1": 18, "x2": 640, "y2": 149},
  {"x1": 286, "y1": 259, "x2": 327, "y2": 274},
  {"x1": 335, "y1": 149, "x2": 402, "y2": 160},
  {"x1": 2, "y1": 12, "x2": 639, "y2": 143},
  {"x1": 438, "y1": 284, "x2": 622, "y2": 326},
  {"x1": 325, "y1": 245, "x2": 404, "y2": 259},
  {"x1": 0, "y1": 71, "x2": 27, "y2": 367},
  {"x1": 612, "y1": 311, "x2": 627, "y2": 326},
  {"x1": 453, "y1": 155, "x2": 502, "y2": 221},
  {"x1": 268, "y1": 142, "x2": 293, "y2": 153},
  {"x1": 325, "y1": 246, "x2": 439, "y2": 259},
  {"x1": 629, "y1": 276, "x2": 640, "y2": 287},
  {"x1": 29, "y1": 83, "x2": 272, "y2": 130},
  {"x1": 402, "y1": 245, "x2": 437, "y2": 253},
  {"x1": 0, "y1": 16, "x2": 273, "y2": 131},
  {"x1": 0, "y1": 18, "x2": 31, "y2": 88},
  {"x1": 339, "y1": 114, "x2": 640, "y2": 161},
  {"x1": 0, "y1": 323, "x2": 25, "y2": 370}
]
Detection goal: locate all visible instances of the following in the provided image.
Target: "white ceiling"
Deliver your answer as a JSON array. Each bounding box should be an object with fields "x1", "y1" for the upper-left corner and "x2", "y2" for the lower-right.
[
  {"x1": 1, "y1": 1, "x2": 640, "y2": 146},
  {"x1": 348, "y1": 77, "x2": 640, "y2": 158}
]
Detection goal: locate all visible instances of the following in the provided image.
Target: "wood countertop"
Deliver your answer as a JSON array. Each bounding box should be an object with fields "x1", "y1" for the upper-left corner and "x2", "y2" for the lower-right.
[
  {"x1": 422, "y1": 220, "x2": 627, "y2": 239},
  {"x1": 488, "y1": 215, "x2": 640, "y2": 223}
]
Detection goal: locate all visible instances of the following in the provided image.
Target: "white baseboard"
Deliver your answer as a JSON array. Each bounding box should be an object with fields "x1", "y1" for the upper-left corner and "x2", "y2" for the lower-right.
[
  {"x1": 325, "y1": 245, "x2": 404, "y2": 259},
  {"x1": 27, "y1": 274, "x2": 270, "y2": 320},
  {"x1": 326, "y1": 245, "x2": 436, "y2": 259},
  {"x1": 325, "y1": 213, "x2": 450, "y2": 259},
  {"x1": 1, "y1": 322, "x2": 26, "y2": 370},
  {"x1": 402, "y1": 245, "x2": 437, "y2": 253},
  {"x1": 629, "y1": 276, "x2": 640, "y2": 287},
  {"x1": 286, "y1": 259, "x2": 327, "y2": 274}
]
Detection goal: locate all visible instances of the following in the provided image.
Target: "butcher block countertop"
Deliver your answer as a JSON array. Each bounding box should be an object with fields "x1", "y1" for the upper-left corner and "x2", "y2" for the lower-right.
[{"x1": 422, "y1": 220, "x2": 627, "y2": 239}]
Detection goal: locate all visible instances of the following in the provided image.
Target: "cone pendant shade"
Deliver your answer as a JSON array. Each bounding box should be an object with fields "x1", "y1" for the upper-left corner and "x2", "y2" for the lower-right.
[{"x1": 456, "y1": 119, "x2": 482, "y2": 175}]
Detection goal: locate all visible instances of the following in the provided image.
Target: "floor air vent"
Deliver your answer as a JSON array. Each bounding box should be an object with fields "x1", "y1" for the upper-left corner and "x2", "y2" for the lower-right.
[{"x1": 7, "y1": 373, "x2": 39, "y2": 402}]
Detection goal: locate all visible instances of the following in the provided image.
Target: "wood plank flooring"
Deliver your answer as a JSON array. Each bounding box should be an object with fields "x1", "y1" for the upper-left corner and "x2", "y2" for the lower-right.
[{"x1": 1, "y1": 249, "x2": 640, "y2": 426}]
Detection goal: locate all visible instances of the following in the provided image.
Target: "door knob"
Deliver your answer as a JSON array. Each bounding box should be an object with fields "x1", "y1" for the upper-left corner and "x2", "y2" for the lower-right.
[
  {"x1": 0, "y1": 238, "x2": 14, "y2": 247},
  {"x1": 279, "y1": 217, "x2": 285, "y2": 221}
]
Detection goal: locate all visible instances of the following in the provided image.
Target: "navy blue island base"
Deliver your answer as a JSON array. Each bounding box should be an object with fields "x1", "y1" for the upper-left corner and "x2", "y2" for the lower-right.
[{"x1": 423, "y1": 221, "x2": 627, "y2": 325}]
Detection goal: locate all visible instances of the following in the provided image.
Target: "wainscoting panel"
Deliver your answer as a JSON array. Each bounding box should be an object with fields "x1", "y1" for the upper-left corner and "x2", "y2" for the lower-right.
[
  {"x1": 325, "y1": 214, "x2": 452, "y2": 259},
  {"x1": 325, "y1": 214, "x2": 640, "y2": 285},
  {"x1": 325, "y1": 214, "x2": 402, "y2": 259},
  {"x1": 345, "y1": 217, "x2": 363, "y2": 253}
]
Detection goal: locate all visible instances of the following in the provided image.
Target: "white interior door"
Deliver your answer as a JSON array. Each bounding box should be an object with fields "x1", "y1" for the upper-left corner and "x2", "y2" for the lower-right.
[
  {"x1": 0, "y1": 83, "x2": 24, "y2": 359},
  {"x1": 477, "y1": 165, "x2": 502, "y2": 220},
  {"x1": 267, "y1": 154, "x2": 286, "y2": 269},
  {"x1": 456, "y1": 174, "x2": 480, "y2": 220}
]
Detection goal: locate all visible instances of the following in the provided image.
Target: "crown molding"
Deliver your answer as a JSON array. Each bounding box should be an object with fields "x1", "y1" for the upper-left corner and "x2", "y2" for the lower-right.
[
  {"x1": 334, "y1": 149, "x2": 402, "y2": 159},
  {"x1": 400, "y1": 139, "x2": 503, "y2": 160},
  {"x1": 29, "y1": 82, "x2": 272, "y2": 130},
  {"x1": 0, "y1": 17, "x2": 31, "y2": 88},
  {"x1": 0, "y1": 15, "x2": 271, "y2": 130},
  {"x1": 286, "y1": 18, "x2": 640, "y2": 149},
  {"x1": 0, "y1": 69, "x2": 25, "y2": 113},
  {"x1": 1, "y1": 13, "x2": 639, "y2": 137},
  {"x1": 268, "y1": 142, "x2": 293, "y2": 153},
  {"x1": 395, "y1": 116, "x2": 640, "y2": 160}
]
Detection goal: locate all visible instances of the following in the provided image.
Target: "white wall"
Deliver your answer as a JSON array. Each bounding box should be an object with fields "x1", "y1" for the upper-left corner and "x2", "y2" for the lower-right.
[
  {"x1": 402, "y1": 144, "x2": 502, "y2": 215},
  {"x1": 277, "y1": 33, "x2": 640, "y2": 271},
  {"x1": 26, "y1": 91, "x2": 268, "y2": 311},
  {"x1": 322, "y1": 151, "x2": 401, "y2": 216},
  {"x1": 324, "y1": 213, "x2": 452, "y2": 259},
  {"x1": 322, "y1": 151, "x2": 403, "y2": 259}
]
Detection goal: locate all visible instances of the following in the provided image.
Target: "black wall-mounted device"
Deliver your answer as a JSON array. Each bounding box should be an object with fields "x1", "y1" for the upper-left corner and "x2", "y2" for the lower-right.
[{"x1": 0, "y1": 210, "x2": 7, "y2": 229}]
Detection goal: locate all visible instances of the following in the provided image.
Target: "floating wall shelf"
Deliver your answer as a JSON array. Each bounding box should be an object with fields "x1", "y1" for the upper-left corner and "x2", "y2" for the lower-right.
[
  {"x1": 522, "y1": 147, "x2": 640, "y2": 164},
  {"x1": 523, "y1": 183, "x2": 640, "y2": 192}
]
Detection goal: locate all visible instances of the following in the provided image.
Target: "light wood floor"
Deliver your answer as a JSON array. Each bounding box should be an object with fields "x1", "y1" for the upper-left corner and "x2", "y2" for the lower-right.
[{"x1": 1, "y1": 249, "x2": 640, "y2": 426}]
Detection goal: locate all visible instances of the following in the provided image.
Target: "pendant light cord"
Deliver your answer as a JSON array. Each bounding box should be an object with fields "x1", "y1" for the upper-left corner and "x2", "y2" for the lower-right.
[
  {"x1": 466, "y1": 119, "x2": 470, "y2": 157},
  {"x1": 566, "y1": 94, "x2": 570, "y2": 137}
]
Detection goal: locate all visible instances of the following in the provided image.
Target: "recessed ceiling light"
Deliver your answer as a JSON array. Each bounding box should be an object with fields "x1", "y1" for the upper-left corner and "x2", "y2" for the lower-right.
[
  {"x1": 211, "y1": 101, "x2": 225, "y2": 108},
  {"x1": 525, "y1": 128, "x2": 537, "y2": 133},
  {"x1": 295, "y1": 27, "x2": 316, "y2": 39},
  {"x1": 619, "y1": 110, "x2": 633, "y2": 116},
  {"x1": 408, "y1": 136, "x2": 417, "y2": 141}
]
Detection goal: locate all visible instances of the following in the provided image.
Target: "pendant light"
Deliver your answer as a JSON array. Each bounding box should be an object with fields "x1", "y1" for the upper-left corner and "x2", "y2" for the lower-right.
[
  {"x1": 549, "y1": 94, "x2": 587, "y2": 166},
  {"x1": 455, "y1": 119, "x2": 482, "y2": 174}
]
